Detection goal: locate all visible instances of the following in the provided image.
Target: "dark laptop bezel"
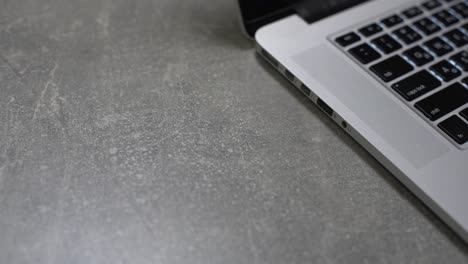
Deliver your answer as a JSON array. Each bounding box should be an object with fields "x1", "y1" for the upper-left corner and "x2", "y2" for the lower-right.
[{"x1": 238, "y1": 0, "x2": 370, "y2": 38}]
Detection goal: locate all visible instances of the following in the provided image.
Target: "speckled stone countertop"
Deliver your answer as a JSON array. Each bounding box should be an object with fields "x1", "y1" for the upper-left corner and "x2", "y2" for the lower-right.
[{"x1": 0, "y1": 0, "x2": 467, "y2": 263}]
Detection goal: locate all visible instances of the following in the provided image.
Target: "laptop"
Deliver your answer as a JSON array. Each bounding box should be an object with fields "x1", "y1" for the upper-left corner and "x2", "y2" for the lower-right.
[{"x1": 238, "y1": 0, "x2": 468, "y2": 242}]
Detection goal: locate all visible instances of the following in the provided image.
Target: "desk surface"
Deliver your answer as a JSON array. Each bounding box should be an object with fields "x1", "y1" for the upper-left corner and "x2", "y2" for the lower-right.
[{"x1": 1, "y1": 0, "x2": 467, "y2": 263}]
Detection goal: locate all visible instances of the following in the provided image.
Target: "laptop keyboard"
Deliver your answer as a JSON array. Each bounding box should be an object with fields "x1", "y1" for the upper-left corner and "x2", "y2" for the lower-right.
[{"x1": 333, "y1": 0, "x2": 468, "y2": 147}]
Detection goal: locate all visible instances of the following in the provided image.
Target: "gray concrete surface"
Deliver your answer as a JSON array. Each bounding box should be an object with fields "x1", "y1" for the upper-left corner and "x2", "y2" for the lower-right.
[{"x1": 0, "y1": 0, "x2": 467, "y2": 263}]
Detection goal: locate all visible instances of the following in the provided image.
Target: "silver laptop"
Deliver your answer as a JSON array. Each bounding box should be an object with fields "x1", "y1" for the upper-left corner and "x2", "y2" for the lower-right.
[{"x1": 239, "y1": 0, "x2": 468, "y2": 242}]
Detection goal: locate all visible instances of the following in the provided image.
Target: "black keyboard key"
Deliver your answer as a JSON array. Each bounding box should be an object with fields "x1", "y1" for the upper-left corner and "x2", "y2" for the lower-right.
[
  {"x1": 451, "y1": 3, "x2": 468, "y2": 18},
  {"x1": 349, "y1": 43, "x2": 381, "y2": 64},
  {"x1": 415, "y1": 83, "x2": 468, "y2": 121},
  {"x1": 462, "y1": 77, "x2": 468, "y2": 86},
  {"x1": 370, "y1": 55, "x2": 414, "y2": 82},
  {"x1": 391, "y1": 70, "x2": 442, "y2": 101},
  {"x1": 424, "y1": 37, "x2": 453, "y2": 56},
  {"x1": 403, "y1": 6, "x2": 424, "y2": 19},
  {"x1": 336, "y1": 32, "x2": 361, "y2": 47},
  {"x1": 430, "y1": 60, "x2": 462, "y2": 81},
  {"x1": 422, "y1": 0, "x2": 442, "y2": 11},
  {"x1": 461, "y1": 107, "x2": 468, "y2": 121},
  {"x1": 450, "y1": 51, "x2": 468, "y2": 70},
  {"x1": 443, "y1": 29, "x2": 468, "y2": 47},
  {"x1": 414, "y1": 18, "x2": 442, "y2": 35},
  {"x1": 359, "y1": 23, "x2": 383, "y2": 37},
  {"x1": 371, "y1": 34, "x2": 402, "y2": 54},
  {"x1": 393, "y1": 26, "x2": 422, "y2": 44},
  {"x1": 438, "y1": 115, "x2": 468, "y2": 144},
  {"x1": 382, "y1": 15, "x2": 404, "y2": 28},
  {"x1": 403, "y1": 46, "x2": 434, "y2": 66},
  {"x1": 463, "y1": 22, "x2": 468, "y2": 32},
  {"x1": 433, "y1": 10, "x2": 460, "y2": 26}
]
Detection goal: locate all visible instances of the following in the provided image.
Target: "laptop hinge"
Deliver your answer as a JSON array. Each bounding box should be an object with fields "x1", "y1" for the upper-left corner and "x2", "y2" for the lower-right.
[
  {"x1": 242, "y1": 8, "x2": 296, "y2": 38},
  {"x1": 242, "y1": 0, "x2": 369, "y2": 38},
  {"x1": 297, "y1": 0, "x2": 369, "y2": 24}
]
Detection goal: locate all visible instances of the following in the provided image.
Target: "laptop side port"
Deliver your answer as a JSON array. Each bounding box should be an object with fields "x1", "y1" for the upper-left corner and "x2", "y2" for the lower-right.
[
  {"x1": 316, "y1": 98, "x2": 334, "y2": 117},
  {"x1": 299, "y1": 83, "x2": 311, "y2": 97},
  {"x1": 341, "y1": 120, "x2": 348, "y2": 129},
  {"x1": 284, "y1": 69, "x2": 295, "y2": 82},
  {"x1": 260, "y1": 48, "x2": 279, "y2": 68}
]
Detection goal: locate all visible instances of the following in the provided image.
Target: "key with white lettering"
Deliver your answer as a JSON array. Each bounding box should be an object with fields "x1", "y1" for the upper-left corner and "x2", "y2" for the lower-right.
[{"x1": 415, "y1": 83, "x2": 468, "y2": 121}]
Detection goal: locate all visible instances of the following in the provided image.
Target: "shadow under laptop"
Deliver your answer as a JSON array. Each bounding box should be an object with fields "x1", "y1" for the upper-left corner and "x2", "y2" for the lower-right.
[{"x1": 255, "y1": 54, "x2": 468, "y2": 255}]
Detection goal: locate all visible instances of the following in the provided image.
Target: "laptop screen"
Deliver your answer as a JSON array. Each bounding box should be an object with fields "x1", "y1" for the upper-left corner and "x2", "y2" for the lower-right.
[
  {"x1": 239, "y1": 0, "x2": 302, "y2": 21},
  {"x1": 239, "y1": 0, "x2": 369, "y2": 37}
]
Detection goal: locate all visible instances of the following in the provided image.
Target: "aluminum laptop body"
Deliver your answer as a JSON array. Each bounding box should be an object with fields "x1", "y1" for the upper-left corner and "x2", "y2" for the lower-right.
[{"x1": 239, "y1": 0, "x2": 468, "y2": 242}]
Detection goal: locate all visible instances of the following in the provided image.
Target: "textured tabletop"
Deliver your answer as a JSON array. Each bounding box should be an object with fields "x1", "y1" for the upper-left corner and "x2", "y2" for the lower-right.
[{"x1": 1, "y1": 0, "x2": 467, "y2": 263}]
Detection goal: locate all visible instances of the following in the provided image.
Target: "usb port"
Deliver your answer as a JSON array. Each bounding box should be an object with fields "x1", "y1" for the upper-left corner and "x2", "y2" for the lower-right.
[{"x1": 317, "y1": 98, "x2": 334, "y2": 117}]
